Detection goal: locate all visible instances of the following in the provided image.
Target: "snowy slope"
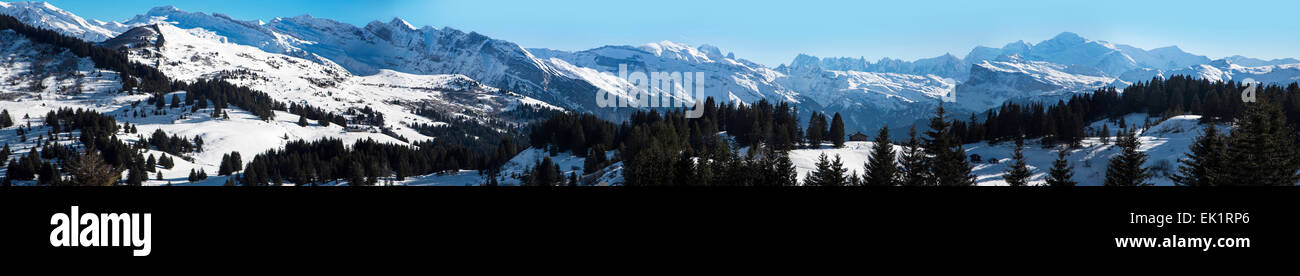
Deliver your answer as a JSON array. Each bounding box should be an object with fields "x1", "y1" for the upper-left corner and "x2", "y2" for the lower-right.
[
  {"x1": 0, "y1": 1, "x2": 121, "y2": 41},
  {"x1": 108, "y1": 23, "x2": 560, "y2": 142},
  {"x1": 785, "y1": 142, "x2": 906, "y2": 184},
  {"x1": 0, "y1": 29, "x2": 404, "y2": 186},
  {"x1": 116, "y1": 7, "x2": 631, "y2": 116}
]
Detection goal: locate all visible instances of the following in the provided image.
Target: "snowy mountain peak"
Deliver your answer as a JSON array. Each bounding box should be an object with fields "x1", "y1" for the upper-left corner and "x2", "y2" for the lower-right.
[
  {"x1": 0, "y1": 1, "x2": 121, "y2": 41},
  {"x1": 1004, "y1": 40, "x2": 1031, "y2": 50},
  {"x1": 697, "y1": 44, "x2": 725, "y2": 59},
  {"x1": 148, "y1": 5, "x2": 182, "y2": 13},
  {"x1": 389, "y1": 17, "x2": 416, "y2": 31},
  {"x1": 1046, "y1": 31, "x2": 1086, "y2": 45},
  {"x1": 788, "y1": 53, "x2": 824, "y2": 70},
  {"x1": 637, "y1": 40, "x2": 717, "y2": 63},
  {"x1": 1151, "y1": 45, "x2": 1182, "y2": 52},
  {"x1": 640, "y1": 40, "x2": 690, "y2": 54}
]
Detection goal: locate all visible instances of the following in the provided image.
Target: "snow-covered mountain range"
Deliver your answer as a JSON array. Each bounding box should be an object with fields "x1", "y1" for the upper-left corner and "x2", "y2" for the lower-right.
[
  {"x1": 0, "y1": 1, "x2": 125, "y2": 41},
  {"x1": 8, "y1": 1, "x2": 1300, "y2": 135},
  {"x1": 2, "y1": 1, "x2": 1300, "y2": 186}
]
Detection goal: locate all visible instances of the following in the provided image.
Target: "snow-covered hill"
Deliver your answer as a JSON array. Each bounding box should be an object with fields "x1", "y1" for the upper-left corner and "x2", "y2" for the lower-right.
[
  {"x1": 0, "y1": 28, "x2": 402, "y2": 186},
  {"x1": 111, "y1": 7, "x2": 640, "y2": 117},
  {"x1": 107, "y1": 23, "x2": 560, "y2": 142}
]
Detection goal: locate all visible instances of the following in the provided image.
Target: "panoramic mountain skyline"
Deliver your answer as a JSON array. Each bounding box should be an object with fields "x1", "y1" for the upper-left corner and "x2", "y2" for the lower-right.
[
  {"x1": 9, "y1": 0, "x2": 1300, "y2": 138},
  {"x1": 30, "y1": 0, "x2": 1300, "y2": 67},
  {"x1": 2, "y1": 0, "x2": 1299, "y2": 188}
]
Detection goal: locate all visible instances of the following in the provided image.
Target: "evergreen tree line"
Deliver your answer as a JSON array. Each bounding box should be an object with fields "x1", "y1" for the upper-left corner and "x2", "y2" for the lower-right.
[
  {"x1": 411, "y1": 106, "x2": 538, "y2": 155},
  {"x1": 526, "y1": 97, "x2": 981, "y2": 186},
  {"x1": 289, "y1": 103, "x2": 347, "y2": 127},
  {"x1": 174, "y1": 79, "x2": 282, "y2": 121},
  {"x1": 240, "y1": 138, "x2": 519, "y2": 186},
  {"x1": 3, "y1": 108, "x2": 193, "y2": 186},
  {"x1": 953, "y1": 76, "x2": 1300, "y2": 147},
  {"x1": 1168, "y1": 99, "x2": 1300, "y2": 186},
  {"x1": 527, "y1": 98, "x2": 843, "y2": 167},
  {"x1": 145, "y1": 128, "x2": 202, "y2": 156}
]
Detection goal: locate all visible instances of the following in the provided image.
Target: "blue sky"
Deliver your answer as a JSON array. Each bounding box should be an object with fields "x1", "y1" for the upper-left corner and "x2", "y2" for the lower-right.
[{"x1": 45, "y1": 0, "x2": 1300, "y2": 67}]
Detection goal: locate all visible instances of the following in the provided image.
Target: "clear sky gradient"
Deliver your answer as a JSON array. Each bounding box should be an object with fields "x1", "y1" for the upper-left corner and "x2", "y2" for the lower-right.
[{"x1": 43, "y1": 0, "x2": 1300, "y2": 67}]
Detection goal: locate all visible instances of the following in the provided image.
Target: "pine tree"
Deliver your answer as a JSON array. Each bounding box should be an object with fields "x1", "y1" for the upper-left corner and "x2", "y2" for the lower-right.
[
  {"x1": 673, "y1": 150, "x2": 696, "y2": 186},
  {"x1": 1046, "y1": 149, "x2": 1077, "y2": 186},
  {"x1": 37, "y1": 162, "x2": 58, "y2": 186},
  {"x1": 846, "y1": 171, "x2": 863, "y2": 186},
  {"x1": 0, "y1": 109, "x2": 12, "y2": 128},
  {"x1": 924, "y1": 103, "x2": 975, "y2": 186},
  {"x1": 806, "y1": 112, "x2": 827, "y2": 148},
  {"x1": 1100, "y1": 124, "x2": 1111, "y2": 145},
  {"x1": 1003, "y1": 135, "x2": 1032, "y2": 186},
  {"x1": 145, "y1": 154, "x2": 157, "y2": 171},
  {"x1": 805, "y1": 153, "x2": 846, "y2": 186},
  {"x1": 1171, "y1": 122, "x2": 1227, "y2": 186},
  {"x1": 1223, "y1": 100, "x2": 1300, "y2": 186},
  {"x1": 218, "y1": 153, "x2": 232, "y2": 176},
  {"x1": 531, "y1": 156, "x2": 560, "y2": 186},
  {"x1": 863, "y1": 126, "x2": 898, "y2": 186},
  {"x1": 1105, "y1": 128, "x2": 1151, "y2": 186},
  {"x1": 899, "y1": 126, "x2": 928, "y2": 186},
  {"x1": 169, "y1": 94, "x2": 180, "y2": 108},
  {"x1": 159, "y1": 155, "x2": 174, "y2": 169},
  {"x1": 298, "y1": 116, "x2": 310, "y2": 127},
  {"x1": 772, "y1": 151, "x2": 798, "y2": 186},
  {"x1": 829, "y1": 112, "x2": 846, "y2": 148},
  {"x1": 126, "y1": 165, "x2": 145, "y2": 186},
  {"x1": 230, "y1": 152, "x2": 243, "y2": 172},
  {"x1": 347, "y1": 161, "x2": 366, "y2": 186}
]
